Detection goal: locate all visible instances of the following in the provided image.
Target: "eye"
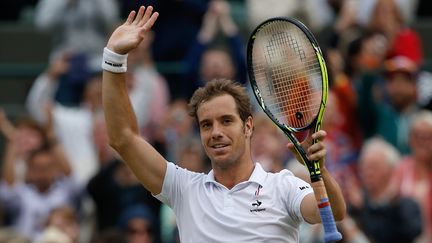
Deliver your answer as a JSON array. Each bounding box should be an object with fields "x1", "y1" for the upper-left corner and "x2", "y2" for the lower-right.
[
  {"x1": 200, "y1": 122, "x2": 211, "y2": 130},
  {"x1": 223, "y1": 118, "x2": 232, "y2": 125}
]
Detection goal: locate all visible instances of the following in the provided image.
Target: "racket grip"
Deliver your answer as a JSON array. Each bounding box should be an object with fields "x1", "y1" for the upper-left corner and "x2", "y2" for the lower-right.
[{"x1": 318, "y1": 198, "x2": 342, "y2": 243}]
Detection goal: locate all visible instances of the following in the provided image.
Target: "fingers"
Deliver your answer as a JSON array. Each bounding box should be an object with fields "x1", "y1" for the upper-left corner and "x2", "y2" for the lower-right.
[
  {"x1": 307, "y1": 142, "x2": 326, "y2": 161},
  {"x1": 126, "y1": 10, "x2": 136, "y2": 24},
  {"x1": 133, "y1": 6, "x2": 146, "y2": 25},
  {"x1": 127, "y1": 6, "x2": 159, "y2": 30},
  {"x1": 139, "y1": 6, "x2": 154, "y2": 26},
  {"x1": 142, "y1": 11, "x2": 159, "y2": 31}
]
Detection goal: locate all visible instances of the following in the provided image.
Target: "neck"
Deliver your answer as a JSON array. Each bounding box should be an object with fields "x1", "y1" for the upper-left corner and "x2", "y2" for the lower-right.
[
  {"x1": 213, "y1": 160, "x2": 255, "y2": 190},
  {"x1": 368, "y1": 181, "x2": 395, "y2": 204}
]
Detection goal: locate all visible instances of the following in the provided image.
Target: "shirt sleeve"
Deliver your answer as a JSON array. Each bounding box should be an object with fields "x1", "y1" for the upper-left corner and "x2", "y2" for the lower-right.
[
  {"x1": 154, "y1": 162, "x2": 203, "y2": 211},
  {"x1": 279, "y1": 170, "x2": 313, "y2": 223},
  {"x1": 0, "y1": 181, "x2": 23, "y2": 213}
]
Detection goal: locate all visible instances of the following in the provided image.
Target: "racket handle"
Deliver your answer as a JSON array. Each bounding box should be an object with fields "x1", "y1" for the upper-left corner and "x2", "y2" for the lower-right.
[
  {"x1": 318, "y1": 198, "x2": 342, "y2": 243},
  {"x1": 312, "y1": 180, "x2": 342, "y2": 243}
]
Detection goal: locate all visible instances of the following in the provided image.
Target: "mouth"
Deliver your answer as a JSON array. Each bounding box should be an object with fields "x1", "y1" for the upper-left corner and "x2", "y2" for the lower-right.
[{"x1": 210, "y1": 143, "x2": 230, "y2": 152}]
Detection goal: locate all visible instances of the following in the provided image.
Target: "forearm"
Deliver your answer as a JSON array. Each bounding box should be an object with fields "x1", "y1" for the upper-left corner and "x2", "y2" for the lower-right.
[
  {"x1": 50, "y1": 140, "x2": 72, "y2": 176},
  {"x1": 321, "y1": 167, "x2": 346, "y2": 221},
  {"x1": 102, "y1": 71, "x2": 139, "y2": 149},
  {"x1": 0, "y1": 115, "x2": 16, "y2": 142},
  {"x1": 26, "y1": 74, "x2": 58, "y2": 124},
  {"x1": 2, "y1": 143, "x2": 18, "y2": 186}
]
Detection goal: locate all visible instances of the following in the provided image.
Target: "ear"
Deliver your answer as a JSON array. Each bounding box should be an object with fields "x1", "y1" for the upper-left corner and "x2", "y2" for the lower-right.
[{"x1": 244, "y1": 116, "x2": 253, "y2": 138}]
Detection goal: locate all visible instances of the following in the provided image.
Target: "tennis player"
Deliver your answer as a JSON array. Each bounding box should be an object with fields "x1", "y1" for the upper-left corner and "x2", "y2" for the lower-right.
[{"x1": 101, "y1": 6, "x2": 346, "y2": 242}]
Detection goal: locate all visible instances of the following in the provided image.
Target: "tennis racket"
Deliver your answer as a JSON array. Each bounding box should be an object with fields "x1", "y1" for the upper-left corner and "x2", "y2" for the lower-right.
[{"x1": 247, "y1": 17, "x2": 342, "y2": 243}]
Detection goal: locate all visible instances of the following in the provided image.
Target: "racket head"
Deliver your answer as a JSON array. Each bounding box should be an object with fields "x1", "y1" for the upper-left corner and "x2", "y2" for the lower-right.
[{"x1": 247, "y1": 17, "x2": 328, "y2": 135}]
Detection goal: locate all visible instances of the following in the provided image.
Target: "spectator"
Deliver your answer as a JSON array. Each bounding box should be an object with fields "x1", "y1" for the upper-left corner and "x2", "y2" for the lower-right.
[
  {"x1": 0, "y1": 145, "x2": 79, "y2": 239},
  {"x1": 37, "y1": 206, "x2": 79, "y2": 243},
  {"x1": 87, "y1": 159, "x2": 161, "y2": 240},
  {"x1": 394, "y1": 110, "x2": 432, "y2": 242},
  {"x1": 357, "y1": 55, "x2": 421, "y2": 154},
  {"x1": 118, "y1": 204, "x2": 157, "y2": 243},
  {"x1": 367, "y1": 0, "x2": 423, "y2": 65},
  {"x1": 26, "y1": 53, "x2": 102, "y2": 185},
  {"x1": 348, "y1": 137, "x2": 422, "y2": 243},
  {"x1": 34, "y1": 0, "x2": 120, "y2": 63},
  {"x1": 182, "y1": 0, "x2": 247, "y2": 99},
  {"x1": 0, "y1": 111, "x2": 48, "y2": 182}
]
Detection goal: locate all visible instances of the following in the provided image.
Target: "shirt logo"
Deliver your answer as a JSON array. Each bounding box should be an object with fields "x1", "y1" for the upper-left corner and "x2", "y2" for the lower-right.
[
  {"x1": 299, "y1": 185, "x2": 309, "y2": 190},
  {"x1": 250, "y1": 185, "x2": 266, "y2": 212},
  {"x1": 252, "y1": 200, "x2": 262, "y2": 207}
]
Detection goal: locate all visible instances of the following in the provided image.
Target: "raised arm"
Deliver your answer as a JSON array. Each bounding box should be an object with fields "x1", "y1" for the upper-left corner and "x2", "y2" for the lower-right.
[
  {"x1": 289, "y1": 130, "x2": 346, "y2": 223},
  {"x1": 0, "y1": 110, "x2": 18, "y2": 186},
  {"x1": 102, "y1": 6, "x2": 166, "y2": 194}
]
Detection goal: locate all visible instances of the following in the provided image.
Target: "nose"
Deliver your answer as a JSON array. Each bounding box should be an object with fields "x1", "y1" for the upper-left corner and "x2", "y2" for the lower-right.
[{"x1": 211, "y1": 122, "x2": 223, "y2": 139}]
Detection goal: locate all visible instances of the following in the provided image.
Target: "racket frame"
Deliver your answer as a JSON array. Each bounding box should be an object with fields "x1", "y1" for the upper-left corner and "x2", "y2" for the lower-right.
[{"x1": 247, "y1": 17, "x2": 329, "y2": 182}]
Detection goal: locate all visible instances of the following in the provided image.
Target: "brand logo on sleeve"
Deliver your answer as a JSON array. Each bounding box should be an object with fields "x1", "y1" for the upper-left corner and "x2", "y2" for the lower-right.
[{"x1": 299, "y1": 185, "x2": 309, "y2": 190}]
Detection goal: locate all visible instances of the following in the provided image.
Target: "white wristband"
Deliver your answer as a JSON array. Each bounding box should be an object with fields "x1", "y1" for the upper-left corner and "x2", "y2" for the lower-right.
[{"x1": 102, "y1": 47, "x2": 128, "y2": 73}]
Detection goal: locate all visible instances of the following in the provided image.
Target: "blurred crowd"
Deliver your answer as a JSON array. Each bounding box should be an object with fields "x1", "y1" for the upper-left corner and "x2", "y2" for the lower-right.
[{"x1": 1, "y1": 0, "x2": 432, "y2": 242}]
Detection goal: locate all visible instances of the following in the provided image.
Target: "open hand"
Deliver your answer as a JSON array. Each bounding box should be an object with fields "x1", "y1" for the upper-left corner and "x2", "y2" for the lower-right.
[{"x1": 107, "y1": 6, "x2": 159, "y2": 55}]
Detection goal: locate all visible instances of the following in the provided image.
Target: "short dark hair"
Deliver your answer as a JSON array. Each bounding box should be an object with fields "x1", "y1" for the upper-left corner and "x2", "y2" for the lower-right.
[{"x1": 188, "y1": 79, "x2": 252, "y2": 123}]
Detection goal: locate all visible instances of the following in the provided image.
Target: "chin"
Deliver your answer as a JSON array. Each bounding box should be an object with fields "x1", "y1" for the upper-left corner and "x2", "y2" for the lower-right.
[{"x1": 212, "y1": 157, "x2": 236, "y2": 170}]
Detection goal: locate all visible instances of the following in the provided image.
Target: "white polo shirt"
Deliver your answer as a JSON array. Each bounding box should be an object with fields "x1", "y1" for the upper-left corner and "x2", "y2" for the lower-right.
[{"x1": 155, "y1": 162, "x2": 313, "y2": 243}]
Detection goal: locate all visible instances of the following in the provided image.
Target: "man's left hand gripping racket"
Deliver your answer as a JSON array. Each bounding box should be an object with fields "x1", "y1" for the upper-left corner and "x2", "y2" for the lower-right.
[{"x1": 247, "y1": 18, "x2": 342, "y2": 243}]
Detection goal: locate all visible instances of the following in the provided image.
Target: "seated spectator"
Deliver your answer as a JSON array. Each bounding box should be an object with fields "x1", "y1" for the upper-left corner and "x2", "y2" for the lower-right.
[
  {"x1": 393, "y1": 110, "x2": 432, "y2": 242},
  {"x1": 37, "y1": 206, "x2": 79, "y2": 243},
  {"x1": 0, "y1": 145, "x2": 79, "y2": 239},
  {"x1": 118, "y1": 204, "x2": 157, "y2": 243},
  {"x1": 87, "y1": 159, "x2": 161, "y2": 240},
  {"x1": 348, "y1": 137, "x2": 422, "y2": 242}
]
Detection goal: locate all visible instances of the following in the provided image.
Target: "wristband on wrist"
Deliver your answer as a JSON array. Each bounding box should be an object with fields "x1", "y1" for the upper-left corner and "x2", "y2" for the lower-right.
[{"x1": 101, "y1": 47, "x2": 128, "y2": 73}]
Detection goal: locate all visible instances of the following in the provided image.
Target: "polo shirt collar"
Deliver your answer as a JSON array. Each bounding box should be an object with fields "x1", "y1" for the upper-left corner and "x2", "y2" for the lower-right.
[{"x1": 204, "y1": 162, "x2": 267, "y2": 187}]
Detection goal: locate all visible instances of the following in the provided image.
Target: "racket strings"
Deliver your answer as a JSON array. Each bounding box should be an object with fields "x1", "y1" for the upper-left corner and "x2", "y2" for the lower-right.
[{"x1": 253, "y1": 21, "x2": 322, "y2": 129}]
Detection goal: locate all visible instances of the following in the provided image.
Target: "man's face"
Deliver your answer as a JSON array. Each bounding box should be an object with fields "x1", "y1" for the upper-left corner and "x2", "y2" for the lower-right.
[
  {"x1": 200, "y1": 50, "x2": 235, "y2": 82},
  {"x1": 16, "y1": 125, "x2": 44, "y2": 158},
  {"x1": 27, "y1": 152, "x2": 57, "y2": 192},
  {"x1": 197, "y1": 94, "x2": 252, "y2": 169},
  {"x1": 409, "y1": 120, "x2": 432, "y2": 163},
  {"x1": 126, "y1": 218, "x2": 153, "y2": 243},
  {"x1": 385, "y1": 71, "x2": 417, "y2": 111},
  {"x1": 360, "y1": 150, "x2": 392, "y2": 194}
]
